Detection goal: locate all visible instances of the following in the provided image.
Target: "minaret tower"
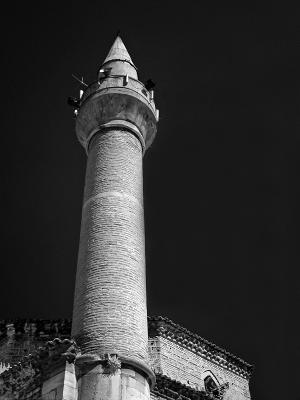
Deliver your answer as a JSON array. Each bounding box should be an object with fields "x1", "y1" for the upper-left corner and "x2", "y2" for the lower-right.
[{"x1": 71, "y1": 36, "x2": 158, "y2": 399}]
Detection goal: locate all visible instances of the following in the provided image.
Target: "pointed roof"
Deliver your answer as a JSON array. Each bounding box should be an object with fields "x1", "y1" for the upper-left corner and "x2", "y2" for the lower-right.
[{"x1": 102, "y1": 36, "x2": 136, "y2": 67}]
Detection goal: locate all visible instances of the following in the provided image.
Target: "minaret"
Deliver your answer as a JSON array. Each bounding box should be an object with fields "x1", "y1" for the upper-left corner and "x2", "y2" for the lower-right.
[{"x1": 71, "y1": 36, "x2": 158, "y2": 399}]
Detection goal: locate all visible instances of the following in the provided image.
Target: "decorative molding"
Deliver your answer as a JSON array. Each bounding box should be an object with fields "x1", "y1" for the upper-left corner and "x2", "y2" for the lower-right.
[
  {"x1": 102, "y1": 354, "x2": 121, "y2": 375},
  {"x1": 148, "y1": 316, "x2": 253, "y2": 379}
]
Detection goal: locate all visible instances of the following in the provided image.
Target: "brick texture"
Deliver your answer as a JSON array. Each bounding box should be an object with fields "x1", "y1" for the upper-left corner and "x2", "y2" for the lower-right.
[
  {"x1": 149, "y1": 337, "x2": 251, "y2": 400},
  {"x1": 72, "y1": 129, "x2": 149, "y2": 366}
]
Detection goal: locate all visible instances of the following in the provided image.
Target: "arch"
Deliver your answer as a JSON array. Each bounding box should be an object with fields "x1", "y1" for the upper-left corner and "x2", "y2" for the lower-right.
[
  {"x1": 202, "y1": 370, "x2": 220, "y2": 386},
  {"x1": 204, "y1": 376, "x2": 218, "y2": 393},
  {"x1": 202, "y1": 371, "x2": 222, "y2": 397}
]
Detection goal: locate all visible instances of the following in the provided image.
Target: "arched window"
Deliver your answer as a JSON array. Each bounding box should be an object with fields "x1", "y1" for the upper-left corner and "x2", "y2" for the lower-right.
[{"x1": 204, "y1": 376, "x2": 219, "y2": 397}]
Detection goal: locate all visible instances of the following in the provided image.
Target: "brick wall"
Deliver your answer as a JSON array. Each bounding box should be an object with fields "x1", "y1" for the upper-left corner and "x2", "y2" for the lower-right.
[
  {"x1": 72, "y1": 128, "x2": 149, "y2": 366},
  {"x1": 149, "y1": 337, "x2": 250, "y2": 399}
]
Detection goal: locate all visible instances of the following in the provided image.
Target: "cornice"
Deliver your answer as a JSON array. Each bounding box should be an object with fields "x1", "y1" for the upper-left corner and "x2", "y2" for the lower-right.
[{"x1": 148, "y1": 316, "x2": 253, "y2": 380}]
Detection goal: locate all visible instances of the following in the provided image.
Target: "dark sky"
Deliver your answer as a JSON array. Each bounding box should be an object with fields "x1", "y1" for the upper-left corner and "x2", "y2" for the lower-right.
[{"x1": 1, "y1": 2, "x2": 299, "y2": 400}]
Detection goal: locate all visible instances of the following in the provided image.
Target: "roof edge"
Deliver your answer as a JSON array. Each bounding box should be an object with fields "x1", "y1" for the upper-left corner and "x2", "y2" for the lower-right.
[{"x1": 148, "y1": 316, "x2": 253, "y2": 379}]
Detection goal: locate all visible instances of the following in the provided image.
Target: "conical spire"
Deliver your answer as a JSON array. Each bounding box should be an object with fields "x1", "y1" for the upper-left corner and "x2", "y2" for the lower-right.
[
  {"x1": 102, "y1": 36, "x2": 135, "y2": 66},
  {"x1": 99, "y1": 35, "x2": 138, "y2": 79}
]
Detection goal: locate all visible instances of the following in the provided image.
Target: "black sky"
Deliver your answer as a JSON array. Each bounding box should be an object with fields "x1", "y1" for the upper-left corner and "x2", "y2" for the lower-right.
[{"x1": 1, "y1": 2, "x2": 299, "y2": 400}]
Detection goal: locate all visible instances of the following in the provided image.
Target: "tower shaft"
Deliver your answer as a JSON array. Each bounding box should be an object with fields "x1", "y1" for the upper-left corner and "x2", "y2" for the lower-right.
[{"x1": 72, "y1": 129, "x2": 148, "y2": 364}]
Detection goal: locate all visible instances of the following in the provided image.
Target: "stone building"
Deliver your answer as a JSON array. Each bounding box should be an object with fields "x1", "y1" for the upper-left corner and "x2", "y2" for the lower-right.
[{"x1": 0, "y1": 36, "x2": 253, "y2": 399}]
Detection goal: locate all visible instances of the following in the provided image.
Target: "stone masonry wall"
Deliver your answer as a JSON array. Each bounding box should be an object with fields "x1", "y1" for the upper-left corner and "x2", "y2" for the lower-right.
[
  {"x1": 149, "y1": 337, "x2": 250, "y2": 400},
  {"x1": 72, "y1": 129, "x2": 149, "y2": 367}
]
